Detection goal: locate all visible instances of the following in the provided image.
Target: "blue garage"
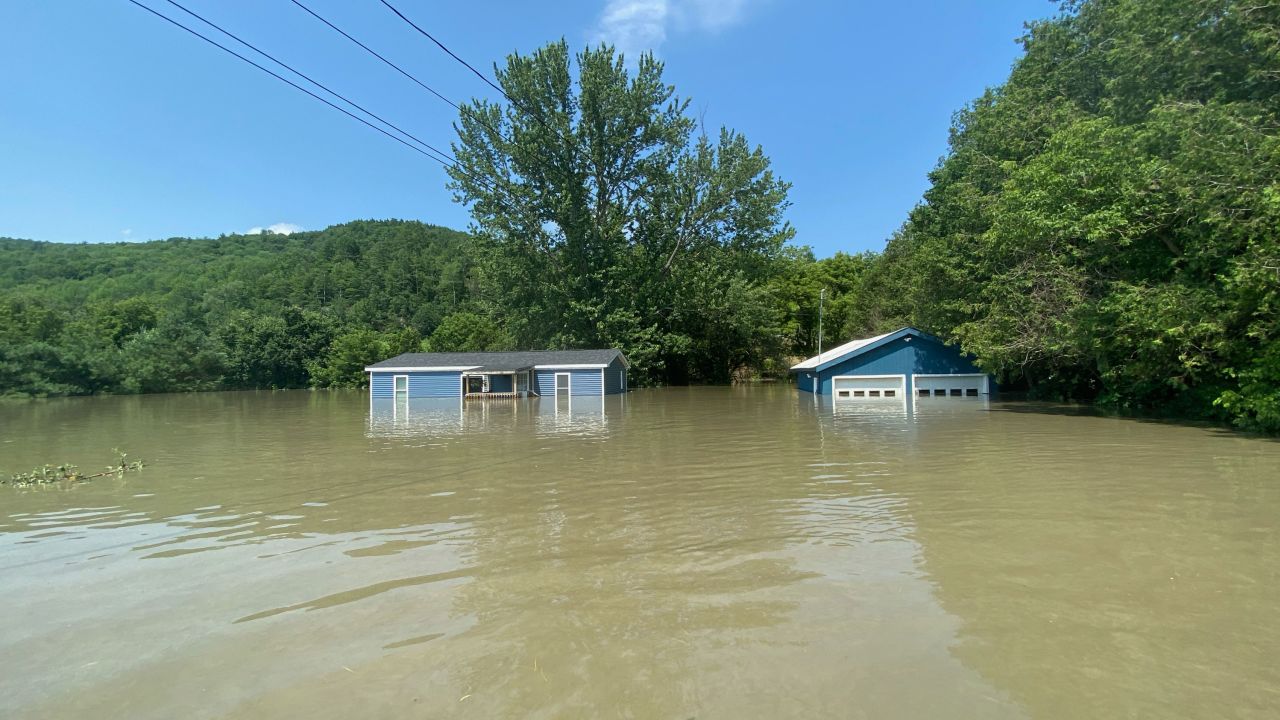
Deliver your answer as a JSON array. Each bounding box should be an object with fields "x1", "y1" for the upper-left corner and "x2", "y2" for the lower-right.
[
  {"x1": 790, "y1": 327, "x2": 992, "y2": 400},
  {"x1": 366, "y1": 349, "x2": 629, "y2": 400}
]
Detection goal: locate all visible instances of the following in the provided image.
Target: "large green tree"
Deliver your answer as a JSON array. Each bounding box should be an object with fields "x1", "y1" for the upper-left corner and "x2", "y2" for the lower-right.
[
  {"x1": 878, "y1": 0, "x2": 1280, "y2": 430},
  {"x1": 447, "y1": 41, "x2": 794, "y2": 384}
]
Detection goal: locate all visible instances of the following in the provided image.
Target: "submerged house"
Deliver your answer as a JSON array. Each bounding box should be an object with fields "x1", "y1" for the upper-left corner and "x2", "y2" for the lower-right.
[
  {"x1": 791, "y1": 327, "x2": 992, "y2": 400},
  {"x1": 365, "y1": 349, "x2": 629, "y2": 399}
]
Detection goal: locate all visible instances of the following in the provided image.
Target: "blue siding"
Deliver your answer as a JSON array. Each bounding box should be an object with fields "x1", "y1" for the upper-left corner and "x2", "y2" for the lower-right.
[
  {"x1": 533, "y1": 369, "x2": 555, "y2": 396},
  {"x1": 370, "y1": 371, "x2": 462, "y2": 398},
  {"x1": 534, "y1": 367, "x2": 605, "y2": 396},
  {"x1": 796, "y1": 371, "x2": 814, "y2": 393},
  {"x1": 801, "y1": 334, "x2": 987, "y2": 396},
  {"x1": 571, "y1": 368, "x2": 603, "y2": 396},
  {"x1": 488, "y1": 374, "x2": 514, "y2": 393},
  {"x1": 371, "y1": 372, "x2": 394, "y2": 398},
  {"x1": 603, "y1": 357, "x2": 627, "y2": 395}
]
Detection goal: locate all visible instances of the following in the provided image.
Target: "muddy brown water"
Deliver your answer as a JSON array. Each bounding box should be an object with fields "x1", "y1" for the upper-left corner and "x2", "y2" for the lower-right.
[{"x1": 1, "y1": 387, "x2": 1277, "y2": 719}]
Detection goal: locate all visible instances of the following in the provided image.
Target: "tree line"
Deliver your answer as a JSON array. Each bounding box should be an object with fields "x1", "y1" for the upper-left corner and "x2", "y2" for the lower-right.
[{"x1": 2, "y1": 0, "x2": 1277, "y2": 432}]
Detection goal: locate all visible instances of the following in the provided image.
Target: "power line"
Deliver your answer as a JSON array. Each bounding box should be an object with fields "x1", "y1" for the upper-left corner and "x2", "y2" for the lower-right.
[
  {"x1": 288, "y1": 0, "x2": 510, "y2": 147},
  {"x1": 159, "y1": 0, "x2": 462, "y2": 168},
  {"x1": 377, "y1": 0, "x2": 513, "y2": 105},
  {"x1": 127, "y1": 0, "x2": 534, "y2": 223},
  {"x1": 288, "y1": 0, "x2": 460, "y2": 114},
  {"x1": 124, "y1": 0, "x2": 449, "y2": 167},
  {"x1": 375, "y1": 0, "x2": 566, "y2": 141}
]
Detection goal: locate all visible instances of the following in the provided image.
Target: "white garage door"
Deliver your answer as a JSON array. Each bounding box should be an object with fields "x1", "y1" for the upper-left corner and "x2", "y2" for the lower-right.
[
  {"x1": 832, "y1": 375, "x2": 905, "y2": 401},
  {"x1": 912, "y1": 374, "x2": 988, "y2": 399}
]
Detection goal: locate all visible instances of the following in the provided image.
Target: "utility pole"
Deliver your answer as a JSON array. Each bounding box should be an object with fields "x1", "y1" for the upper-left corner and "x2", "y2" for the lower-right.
[{"x1": 817, "y1": 287, "x2": 825, "y2": 361}]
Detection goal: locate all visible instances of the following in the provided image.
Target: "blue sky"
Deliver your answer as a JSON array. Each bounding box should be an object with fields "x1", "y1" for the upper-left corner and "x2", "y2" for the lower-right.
[{"x1": 0, "y1": 1, "x2": 1054, "y2": 257}]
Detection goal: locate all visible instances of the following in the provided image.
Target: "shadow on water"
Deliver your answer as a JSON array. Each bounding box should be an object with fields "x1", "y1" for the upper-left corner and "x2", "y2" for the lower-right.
[{"x1": 986, "y1": 399, "x2": 1280, "y2": 441}]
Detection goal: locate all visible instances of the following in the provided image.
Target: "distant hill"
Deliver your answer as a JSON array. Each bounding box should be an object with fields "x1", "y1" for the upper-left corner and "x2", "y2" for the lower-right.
[
  {"x1": 0, "y1": 220, "x2": 472, "y2": 321},
  {"x1": 0, "y1": 220, "x2": 481, "y2": 395}
]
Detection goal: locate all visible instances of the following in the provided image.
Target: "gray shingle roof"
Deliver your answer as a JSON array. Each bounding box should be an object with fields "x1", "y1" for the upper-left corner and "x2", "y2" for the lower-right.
[{"x1": 365, "y1": 349, "x2": 627, "y2": 372}]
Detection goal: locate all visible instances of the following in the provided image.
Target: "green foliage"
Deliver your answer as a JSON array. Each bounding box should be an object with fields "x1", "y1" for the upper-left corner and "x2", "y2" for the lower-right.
[
  {"x1": 218, "y1": 307, "x2": 335, "y2": 389},
  {"x1": 768, "y1": 248, "x2": 901, "y2": 364},
  {"x1": 307, "y1": 328, "x2": 389, "y2": 389},
  {"x1": 448, "y1": 41, "x2": 794, "y2": 384},
  {"x1": 4, "y1": 449, "x2": 144, "y2": 488},
  {"x1": 423, "y1": 311, "x2": 512, "y2": 352},
  {"x1": 0, "y1": 221, "x2": 473, "y2": 396},
  {"x1": 873, "y1": 0, "x2": 1280, "y2": 431}
]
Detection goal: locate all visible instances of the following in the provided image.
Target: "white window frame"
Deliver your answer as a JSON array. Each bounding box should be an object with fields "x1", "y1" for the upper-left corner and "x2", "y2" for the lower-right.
[
  {"x1": 393, "y1": 374, "x2": 409, "y2": 396},
  {"x1": 555, "y1": 372, "x2": 571, "y2": 396}
]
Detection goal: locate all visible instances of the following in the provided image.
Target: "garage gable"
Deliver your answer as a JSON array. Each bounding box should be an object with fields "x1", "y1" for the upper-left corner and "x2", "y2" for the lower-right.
[{"x1": 791, "y1": 327, "x2": 992, "y2": 397}]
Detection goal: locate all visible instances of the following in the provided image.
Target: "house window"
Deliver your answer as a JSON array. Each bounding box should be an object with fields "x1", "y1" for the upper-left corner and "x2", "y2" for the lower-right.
[
  {"x1": 883, "y1": 389, "x2": 896, "y2": 397},
  {"x1": 966, "y1": 388, "x2": 979, "y2": 397},
  {"x1": 918, "y1": 388, "x2": 930, "y2": 397},
  {"x1": 853, "y1": 390, "x2": 865, "y2": 397},
  {"x1": 869, "y1": 390, "x2": 881, "y2": 397},
  {"x1": 838, "y1": 390, "x2": 850, "y2": 398},
  {"x1": 950, "y1": 388, "x2": 962, "y2": 397},
  {"x1": 394, "y1": 375, "x2": 408, "y2": 396}
]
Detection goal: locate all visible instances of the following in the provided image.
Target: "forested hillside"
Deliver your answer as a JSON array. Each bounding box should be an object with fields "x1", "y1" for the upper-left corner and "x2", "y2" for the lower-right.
[{"x1": 0, "y1": 221, "x2": 479, "y2": 395}]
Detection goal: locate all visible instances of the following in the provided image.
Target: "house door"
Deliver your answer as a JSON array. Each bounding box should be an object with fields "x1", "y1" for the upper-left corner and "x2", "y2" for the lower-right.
[
  {"x1": 393, "y1": 375, "x2": 409, "y2": 398},
  {"x1": 555, "y1": 372, "x2": 571, "y2": 396}
]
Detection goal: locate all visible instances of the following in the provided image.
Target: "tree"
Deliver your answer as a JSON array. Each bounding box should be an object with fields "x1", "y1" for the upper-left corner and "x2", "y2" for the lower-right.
[
  {"x1": 423, "y1": 311, "x2": 511, "y2": 352},
  {"x1": 447, "y1": 41, "x2": 793, "y2": 384},
  {"x1": 881, "y1": 0, "x2": 1280, "y2": 428},
  {"x1": 308, "y1": 328, "x2": 389, "y2": 388},
  {"x1": 216, "y1": 307, "x2": 334, "y2": 389}
]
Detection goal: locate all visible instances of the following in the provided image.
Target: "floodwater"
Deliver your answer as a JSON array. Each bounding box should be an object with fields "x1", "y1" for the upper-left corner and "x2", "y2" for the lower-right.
[{"x1": 1, "y1": 387, "x2": 1277, "y2": 719}]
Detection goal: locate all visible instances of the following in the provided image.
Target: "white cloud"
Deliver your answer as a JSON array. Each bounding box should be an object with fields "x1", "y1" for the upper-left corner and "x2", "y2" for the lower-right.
[
  {"x1": 245, "y1": 222, "x2": 303, "y2": 236},
  {"x1": 590, "y1": 0, "x2": 755, "y2": 58},
  {"x1": 120, "y1": 228, "x2": 133, "y2": 237}
]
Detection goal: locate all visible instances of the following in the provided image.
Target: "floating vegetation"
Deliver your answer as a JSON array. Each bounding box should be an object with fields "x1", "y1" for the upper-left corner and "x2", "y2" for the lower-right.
[{"x1": 4, "y1": 449, "x2": 144, "y2": 488}]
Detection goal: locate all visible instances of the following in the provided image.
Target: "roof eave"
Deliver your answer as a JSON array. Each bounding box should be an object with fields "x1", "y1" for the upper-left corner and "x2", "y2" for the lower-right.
[
  {"x1": 791, "y1": 327, "x2": 941, "y2": 373},
  {"x1": 363, "y1": 365, "x2": 482, "y2": 372}
]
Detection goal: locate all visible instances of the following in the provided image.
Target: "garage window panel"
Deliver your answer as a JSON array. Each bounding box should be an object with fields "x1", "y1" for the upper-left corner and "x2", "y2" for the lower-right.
[
  {"x1": 831, "y1": 375, "x2": 906, "y2": 402},
  {"x1": 912, "y1": 374, "x2": 988, "y2": 399}
]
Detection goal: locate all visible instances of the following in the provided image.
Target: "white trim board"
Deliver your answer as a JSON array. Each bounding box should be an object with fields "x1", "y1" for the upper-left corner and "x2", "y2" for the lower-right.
[
  {"x1": 555, "y1": 372, "x2": 572, "y2": 396},
  {"x1": 533, "y1": 363, "x2": 608, "y2": 369},
  {"x1": 830, "y1": 374, "x2": 906, "y2": 380},
  {"x1": 364, "y1": 366, "x2": 481, "y2": 372}
]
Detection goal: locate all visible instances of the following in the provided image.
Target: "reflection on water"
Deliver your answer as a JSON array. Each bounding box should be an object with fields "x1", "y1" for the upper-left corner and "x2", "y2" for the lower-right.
[
  {"x1": 368, "y1": 395, "x2": 614, "y2": 441},
  {"x1": 1, "y1": 387, "x2": 1278, "y2": 719}
]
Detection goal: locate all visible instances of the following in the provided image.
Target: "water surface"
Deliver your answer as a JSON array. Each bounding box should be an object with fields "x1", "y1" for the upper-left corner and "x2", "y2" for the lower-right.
[{"x1": 1, "y1": 388, "x2": 1277, "y2": 719}]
